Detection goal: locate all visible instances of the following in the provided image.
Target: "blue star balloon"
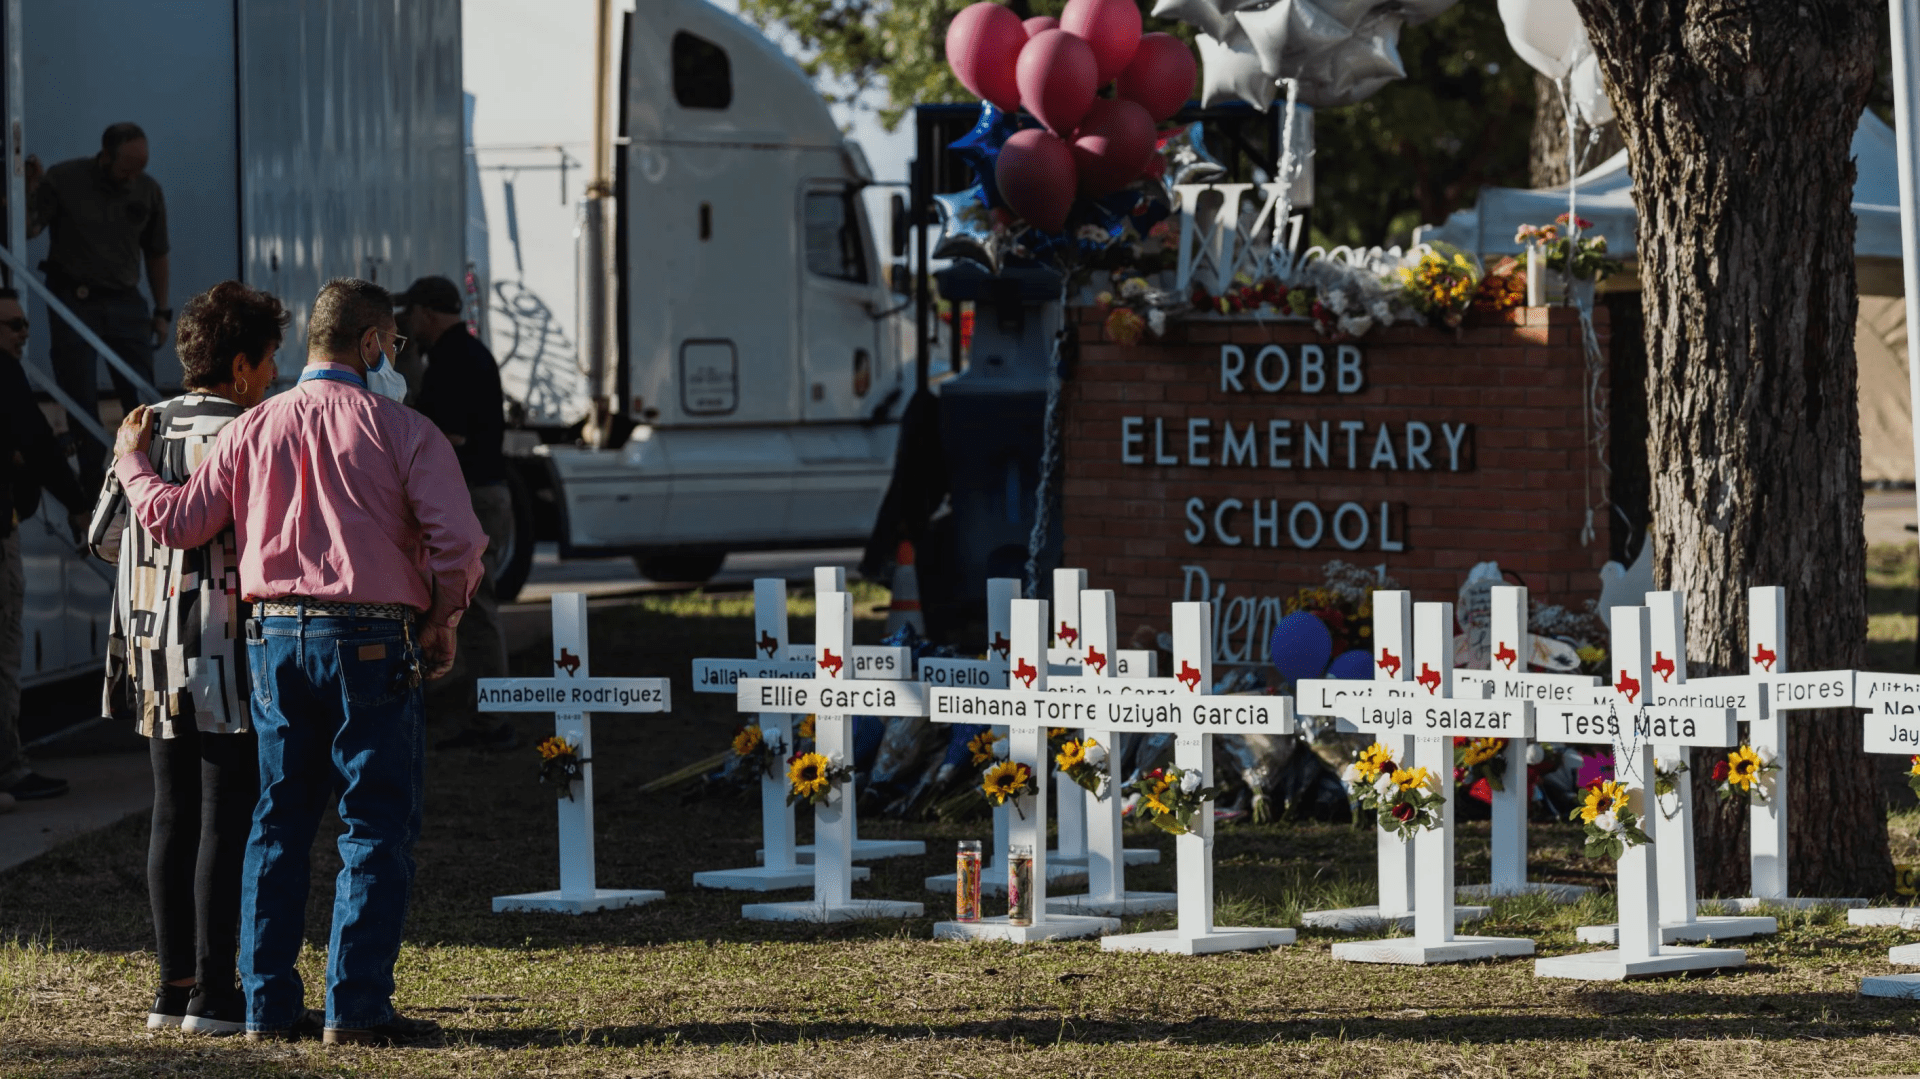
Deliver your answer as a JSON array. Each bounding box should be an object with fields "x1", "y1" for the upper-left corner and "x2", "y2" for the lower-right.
[{"x1": 949, "y1": 103, "x2": 1025, "y2": 210}]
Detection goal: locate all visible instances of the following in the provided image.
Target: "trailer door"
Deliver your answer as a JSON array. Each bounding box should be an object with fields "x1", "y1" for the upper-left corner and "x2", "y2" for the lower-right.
[{"x1": 798, "y1": 183, "x2": 881, "y2": 423}]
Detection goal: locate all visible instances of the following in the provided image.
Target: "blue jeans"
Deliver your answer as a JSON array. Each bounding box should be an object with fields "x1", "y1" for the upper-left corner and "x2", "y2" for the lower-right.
[{"x1": 239, "y1": 614, "x2": 424, "y2": 1032}]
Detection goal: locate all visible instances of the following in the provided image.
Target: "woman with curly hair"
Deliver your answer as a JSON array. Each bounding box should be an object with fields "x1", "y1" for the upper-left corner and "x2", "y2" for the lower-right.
[{"x1": 88, "y1": 280, "x2": 288, "y2": 1036}]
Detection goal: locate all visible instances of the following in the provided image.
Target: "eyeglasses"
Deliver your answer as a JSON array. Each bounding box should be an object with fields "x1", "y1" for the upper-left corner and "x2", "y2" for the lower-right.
[
  {"x1": 0, "y1": 317, "x2": 26, "y2": 332},
  {"x1": 365, "y1": 327, "x2": 409, "y2": 354}
]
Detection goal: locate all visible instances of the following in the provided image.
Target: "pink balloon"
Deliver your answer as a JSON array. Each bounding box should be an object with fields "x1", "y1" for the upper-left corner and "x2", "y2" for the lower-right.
[
  {"x1": 1060, "y1": 0, "x2": 1142, "y2": 85},
  {"x1": 1071, "y1": 98, "x2": 1156, "y2": 195},
  {"x1": 945, "y1": 2, "x2": 1026, "y2": 113},
  {"x1": 1115, "y1": 32, "x2": 1196, "y2": 123},
  {"x1": 1023, "y1": 15, "x2": 1059, "y2": 37},
  {"x1": 996, "y1": 128, "x2": 1078, "y2": 233},
  {"x1": 1016, "y1": 29, "x2": 1098, "y2": 137}
]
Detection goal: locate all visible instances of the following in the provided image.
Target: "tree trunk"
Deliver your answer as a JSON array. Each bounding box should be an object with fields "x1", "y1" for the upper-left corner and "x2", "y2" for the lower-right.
[
  {"x1": 1528, "y1": 73, "x2": 1625, "y2": 188},
  {"x1": 1573, "y1": 0, "x2": 1893, "y2": 898}
]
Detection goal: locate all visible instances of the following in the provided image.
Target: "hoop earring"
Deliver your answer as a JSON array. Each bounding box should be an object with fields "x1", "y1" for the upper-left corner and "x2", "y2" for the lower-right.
[{"x1": 236, "y1": 377, "x2": 248, "y2": 399}]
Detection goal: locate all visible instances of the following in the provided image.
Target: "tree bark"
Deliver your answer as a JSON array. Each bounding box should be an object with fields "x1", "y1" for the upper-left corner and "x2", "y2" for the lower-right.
[
  {"x1": 1528, "y1": 73, "x2": 1625, "y2": 188},
  {"x1": 1573, "y1": 0, "x2": 1893, "y2": 898}
]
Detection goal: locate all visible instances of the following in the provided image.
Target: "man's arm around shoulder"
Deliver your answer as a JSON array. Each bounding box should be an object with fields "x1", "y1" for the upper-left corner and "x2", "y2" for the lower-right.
[{"x1": 113, "y1": 405, "x2": 238, "y2": 550}]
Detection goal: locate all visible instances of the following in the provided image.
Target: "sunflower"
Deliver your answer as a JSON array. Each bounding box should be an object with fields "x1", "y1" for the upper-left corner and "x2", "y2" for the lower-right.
[
  {"x1": 1391, "y1": 766, "x2": 1432, "y2": 792},
  {"x1": 982, "y1": 760, "x2": 1034, "y2": 805},
  {"x1": 1056, "y1": 739, "x2": 1088, "y2": 771},
  {"x1": 1581, "y1": 780, "x2": 1629, "y2": 823},
  {"x1": 1726, "y1": 746, "x2": 1763, "y2": 791},
  {"x1": 731, "y1": 726, "x2": 762, "y2": 757},
  {"x1": 1462, "y1": 738, "x2": 1504, "y2": 767},
  {"x1": 536, "y1": 736, "x2": 573, "y2": 761},
  {"x1": 1908, "y1": 754, "x2": 1919, "y2": 777},
  {"x1": 787, "y1": 752, "x2": 833, "y2": 800},
  {"x1": 1047, "y1": 727, "x2": 1070, "y2": 741},
  {"x1": 967, "y1": 729, "x2": 1003, "y2": 767},
  {"x1": 796, "y1": 715, "x2": 815, "y2": 740},
  {"x1": 1142, "y1": 790, "x2": 1173, "y2": 816},
  {"x1": 1354, "y1": 742, "x2": 1395, "y2": 781}
]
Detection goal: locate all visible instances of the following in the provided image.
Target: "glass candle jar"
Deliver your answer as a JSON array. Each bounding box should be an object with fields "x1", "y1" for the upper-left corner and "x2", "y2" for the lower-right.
[
  {"x1": 1007, "y1": 843, "x2": 1035, "y2": 926},
  {"x1": 955, "y1": 840, "x2": 982, "y2": 922}
]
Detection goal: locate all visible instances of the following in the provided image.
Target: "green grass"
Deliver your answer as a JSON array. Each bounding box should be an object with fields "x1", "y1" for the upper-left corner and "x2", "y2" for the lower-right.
[{"x1": 4, "y1": 584, "x2": 1920, "y2": 1077}]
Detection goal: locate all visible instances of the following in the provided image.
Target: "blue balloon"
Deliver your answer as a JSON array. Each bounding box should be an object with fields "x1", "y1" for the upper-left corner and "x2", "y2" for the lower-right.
[
  {"x1": 1327, "y1": 649, "x2": 1374, "y2": 680},
  {"x1": 949, "y1": 103, "x2": 1025, "y2": 210},
  {"x1": 1269, "y1": 611, "x2": 1334, "y2": 681}
]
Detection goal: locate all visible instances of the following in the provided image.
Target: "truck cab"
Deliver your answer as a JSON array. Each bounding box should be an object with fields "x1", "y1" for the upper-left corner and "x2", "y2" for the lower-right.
[{"x1": 537, "y1": 0, "x2": 905, "y2": 583}]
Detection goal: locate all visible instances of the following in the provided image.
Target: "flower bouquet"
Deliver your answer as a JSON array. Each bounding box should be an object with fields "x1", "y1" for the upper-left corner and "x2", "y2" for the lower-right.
[
  {"x1": 1341, "y1": 742, "x2": 1444, "y2": 840},
  {"x1": 1711, "y1": 744, "x2": 1779, "y2": 805},
  {"x1": 1400, "y1": 244, "x2": 1481, "y2": 329},
  {"x1": 729, "y1": 723, "x2": 784, "y2": 780},
  {"x1": 981, "y1": 759, "x2": 1037, "y2": 817},
  {"x1": 786, "y1": 751, "x2": 853, "y2": 808},
  {"x1": 536, "y1": 735, "x2": 589, "y2": 801},
  {"x1": 1515, "y1": 214, "x2": 1623, "y2": 284},
  {"x1": 1054, "y1": 736, "x2": 1110, "y2": 798},
  {"x1": 1571, "y1": 779, "x2": 1651, "y2": 860},
  {"x1": 1909, "y1": 755, "x2": 1920, "y2": 798},
  {"x1": 1453, "y1": 737, "x2": 1508, "y2": 794},
  {"x1": 1128, "y1": 765, "x2": 1223, "y2": 835}
]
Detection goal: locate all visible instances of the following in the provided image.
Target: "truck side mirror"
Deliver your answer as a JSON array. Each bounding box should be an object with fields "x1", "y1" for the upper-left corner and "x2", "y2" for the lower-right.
[
  {"x1": 890, "y1": 262, "x2": 911, "y2": 297},
  {"x1": 890, "y1": 193, "x2": 909, "y2": 259}
]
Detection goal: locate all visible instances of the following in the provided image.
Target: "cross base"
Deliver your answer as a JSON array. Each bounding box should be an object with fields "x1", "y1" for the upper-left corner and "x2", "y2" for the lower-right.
[
  {"x1": 1101, "y1": 926, "x2": 1296, "y2": 955},
  {"x1": 1456, "y1": 881, "x2": 1593, "y2": 902},
  {"x1": 1724, "y1": 895, "x2": 1868, "y2": 912},
  {"x1": 925, "y1": 863, "x2": 1088, "y2": 897},
  {"x1": 758, "y1": 839, "x2": 927, "y2": 864},
  {"x1": 492, "y1": 888, "x2": 664, "y2": 915},
  {"x1": 931, "y1": 914, "x2": 1119, "y2": 942},
  {"x1": 1576, "y1": 915, "x2": 1777, "y2": 945},
  {"x1": 1533, "y1": 946, "x2": 1745, "y2": 981},
  {"x1": 1893, "y1": 942, "x2": 1920, "y2": 964},
  {"x1": 1849, "y1": 908, "x2": 1920, "y2": 930},
  {"x1": 693, "y1": 864, "x2": 870, "y2": 891},
  {"x1": 1332, "y1": 934, "x2": 1535, "y2": 965},
  {"x1": 1862, "y1": 974, "x2": 1920, "y2": 999},
  {"x1": 1300, "y1": 904, "x2": 1491, "y2": 933},
  {"x1": 740, "y1": 898, "x2": 924, "y2": 923},
  {"x1": 1045, "y1": 890, "x2": 1179, "y2": 916},
  {"x1": 1048, "y1": 848, "x2": 1162, "y2": 868}
]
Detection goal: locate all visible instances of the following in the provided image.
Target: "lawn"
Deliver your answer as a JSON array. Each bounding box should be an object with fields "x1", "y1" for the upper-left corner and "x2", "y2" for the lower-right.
[{"x1": 3, "y1": 567, "x2": 1919, "y2": 1077}]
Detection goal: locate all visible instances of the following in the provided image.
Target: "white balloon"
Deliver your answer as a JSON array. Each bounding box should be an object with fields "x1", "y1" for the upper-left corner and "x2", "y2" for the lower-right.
[
  {"x1": 1152, "y1": 0, "x2": 1237, "y2": 42},
  {"x1": 1234, "y1": 0, "x2": 1352, "y2": 78},
  {"x1": 1569, "y1": 49, "x2": 1613, "y2": 125},
  {"x1": 1198, "y1": 29, "x2": 1279, "y2": 110},
  {"x1": 1497, "y1": 0, "x2": 1584, "y2": 80}
]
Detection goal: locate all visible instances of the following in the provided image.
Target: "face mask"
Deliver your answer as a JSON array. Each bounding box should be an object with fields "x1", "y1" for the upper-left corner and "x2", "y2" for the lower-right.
[{"x1": 366, "y1": 348, "x2": 408, "y2": 402}]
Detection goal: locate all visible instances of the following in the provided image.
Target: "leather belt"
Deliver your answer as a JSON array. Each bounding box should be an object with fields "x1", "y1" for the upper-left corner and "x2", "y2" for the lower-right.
[{"x1": 257, "y1": 598, "x2": 414, "y2": 621}]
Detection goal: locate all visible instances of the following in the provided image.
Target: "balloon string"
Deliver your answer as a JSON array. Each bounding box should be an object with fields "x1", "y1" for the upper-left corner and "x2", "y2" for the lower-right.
[{"x1": 1271, "y1": 77, "x2": 1301, "y2": 253}]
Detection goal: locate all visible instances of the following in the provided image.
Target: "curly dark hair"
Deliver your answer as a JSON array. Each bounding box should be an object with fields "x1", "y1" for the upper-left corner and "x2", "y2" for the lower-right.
[{"x1": 176, "y1": 281, "x2": 291, "y2": 390}]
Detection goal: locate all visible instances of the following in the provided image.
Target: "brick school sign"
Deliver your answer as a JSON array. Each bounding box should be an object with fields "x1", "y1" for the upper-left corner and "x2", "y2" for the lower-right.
[{"x1": 1060, "y1": 306, "x2": 1611, "y2": 665}]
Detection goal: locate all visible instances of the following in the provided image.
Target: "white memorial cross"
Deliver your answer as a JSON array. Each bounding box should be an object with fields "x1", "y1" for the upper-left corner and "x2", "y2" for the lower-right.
[
  {"x1": 1853, "y1": 694, "x2": 1920, "y2": 998},
  {"x1": 1574, "y1": 590, "x2": 1776, "y2": 944},
  {"x1": 481, "y1": 592, "x2": 672, "y2": 914},
  {"x1": 733, "y1": 590, "x2": 926, "y2": 923},
  {"x1": 1453, "y1": 584, "x2": 1599, "y2": 902},
  {"x1": 1534, "y1": 606, "x2": 1746, "y2": 980},
  {"x1": 1327, "y1": 601, "x2": 1536, "y2": 965},
  {"x1": 1041, "y1": 588, "x2": 1180, "y2": 916},
  {"x1": 688, "y1": 579, "x2": 871, "y2": 891},
  {"x1": 1729, "y1": 585, "x2": 1866, "y2": 911},
  {"x1": 1094, "y1": 602, "x2": 1298, "y2": 955},
  {"x1": 925, "y1": 597, "x2": 1121, "y2": 941},
  {"x1": 1296, "y1": 592, "x2": 1489, "y2": 932}
]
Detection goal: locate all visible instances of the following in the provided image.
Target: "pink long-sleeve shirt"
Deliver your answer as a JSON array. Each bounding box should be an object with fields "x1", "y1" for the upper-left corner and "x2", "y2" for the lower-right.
[{"x1": 114, "y1": 361, "x2": 487, "y2": 627}]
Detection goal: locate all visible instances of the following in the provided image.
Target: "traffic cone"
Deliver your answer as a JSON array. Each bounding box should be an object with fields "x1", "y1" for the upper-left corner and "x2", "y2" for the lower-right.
[{"x1": 886, "y1": 541, "x2": 925, "y2": 636}]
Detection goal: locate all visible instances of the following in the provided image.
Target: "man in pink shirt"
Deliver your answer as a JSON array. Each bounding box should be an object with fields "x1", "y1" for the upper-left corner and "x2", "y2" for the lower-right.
[{"x1": 114, "y1": 277, "x2": 484, "y2": 1047}]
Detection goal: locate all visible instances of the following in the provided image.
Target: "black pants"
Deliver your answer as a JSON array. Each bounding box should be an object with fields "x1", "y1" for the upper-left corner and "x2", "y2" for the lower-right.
[
  {"x1": 148, "y1": 725, "x2": 259, "y2": 988},
  {"x1": 50, "y1": 287, "x2": 155, "y2": 489}
]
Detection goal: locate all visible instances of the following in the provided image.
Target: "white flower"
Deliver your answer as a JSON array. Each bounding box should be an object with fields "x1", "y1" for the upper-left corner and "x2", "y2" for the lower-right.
[
  {"x1": 1757, "y1": 745, "x2": 1776, "y2": 766},
  {"x1": 1326, "y1": 288, "x2": 1351, "y2": 313},
  {"x1": 1340, "y1": 763, "x2": 1362, "y2": 786},
  {"x1": 1373, "y1": 773, "x2": 1396, "y2": 798},
  {"x1": 1146, "y1": 308, "x2": 1167, "y2": 336},
  {"x1": 1084, "y1": 743, "x2": 1109, "y2": 771},
  {"x1": 1526, "y1": 743, "x2": 1545, "y2": 766},
  {"x1": 1369, "y1": 299, "x2": 1394, "y2": 323},
  {"x1": 1179, "y1": 770, "x2": 1203, "y2": 794},
  {"x1": 1337, "y1": 314, "x2": 1373, "y2": 338},
  {"x1": 1593, "y1": 811, "x2": 1619, "y2": 833}
]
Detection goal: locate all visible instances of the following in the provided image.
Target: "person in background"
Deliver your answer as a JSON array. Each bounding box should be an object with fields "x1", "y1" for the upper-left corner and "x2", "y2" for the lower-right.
[
  {"x1": 394, "y1": 276, "x2": 515, "y2": 752},
  {"x1": 27, "y1": 121, "x2": 171, "y2": 486},
  {"x1": 0, "y1": 287, "x2": 88, "y2": 807},
  {"x1": 113, "y1": 278, "x2": 485, "y2": 1047},
  {"x1": 89, "y1": 282, "x2": 286, "y2": 1035}
]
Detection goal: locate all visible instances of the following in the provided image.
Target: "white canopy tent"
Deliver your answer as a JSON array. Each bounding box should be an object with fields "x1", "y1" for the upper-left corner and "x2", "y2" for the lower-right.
[{"x1": 1418, "y1": 112, "x2": 1914, "y2": 482}]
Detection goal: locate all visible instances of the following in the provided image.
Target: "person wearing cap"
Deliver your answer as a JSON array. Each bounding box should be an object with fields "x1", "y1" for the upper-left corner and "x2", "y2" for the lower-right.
[
  {"x1": 112, "y1": 277, "x2": 485, "y2": 1047},
  {"x1": 394, "y1": 276, "x2": 514, "y2": 753}
]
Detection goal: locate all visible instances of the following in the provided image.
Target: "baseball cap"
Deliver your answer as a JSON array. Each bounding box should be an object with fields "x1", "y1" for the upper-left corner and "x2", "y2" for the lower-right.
[{"x1": 394, "y1": 276, "x2": 462, "y2": 315}]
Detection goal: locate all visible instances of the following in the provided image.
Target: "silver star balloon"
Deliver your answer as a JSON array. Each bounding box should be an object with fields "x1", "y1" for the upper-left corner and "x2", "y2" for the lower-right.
[
  {"x1": 1233, "y1": 0, "x2": 1351, "y2": 79},
  {"x1": 1197, "y1": 29, "x2": 1278, "y2": 109},
  {"x1": 1293, "y1": 11, "x2": 1406, "y2": 107},
  {"x1": 1150, "y1": 0, "x2": 1237, "y2": 43},
  {"x1": 1165, "y1": 0, "x2": 1459, "y2": 108}
]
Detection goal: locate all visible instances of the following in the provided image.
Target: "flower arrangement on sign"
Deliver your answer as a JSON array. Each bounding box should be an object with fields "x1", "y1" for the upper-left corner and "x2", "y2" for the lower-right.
[
  {"x1": 981, "y1": 759, "x2": 1038, "y2": 816},
  {"x1": 1399, "y1": 244, "x2": 1482, "y2": 329},
  {"x1": 1339, "y1": 743, "x2": 1445, "y2": 839},
  {"x1": 1054, "y1": 735, "x2": 1110, "y2": 797},
  {"x1": 1571, "y1": 779, "x2": 1650, "y2": 860},
  {"x1": 1652, "y1": 756, "x2": 1689, "y2": 819},
  {"x1": 536, "y1": 736, "x2": 589, "y2": 801},
  {"x1": 1710, "y1": 744, "x2": 1779, "y2": 805},
  {"x1": 1128, "y1": 765, "x2": 1222, "y2": 835},
  {"x1": 1453, "y1": 737, "x2": 1508, "y2": 793},
  {"x1": 730, "y1": 724, "x2": 784, "y2": 780},
  {"x1": 1909, "y1": 755, "x2": 1920, "y2": 798},
  {"x1": 1516, "y1": 215, "x2": 1624, "y2": 284},
  {"x1": 786, "y1": 751, "x2": 854, "y2": 808},
  {"x1": 1472, "y1": 256, "x2": 1528, "y2": 313}
]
